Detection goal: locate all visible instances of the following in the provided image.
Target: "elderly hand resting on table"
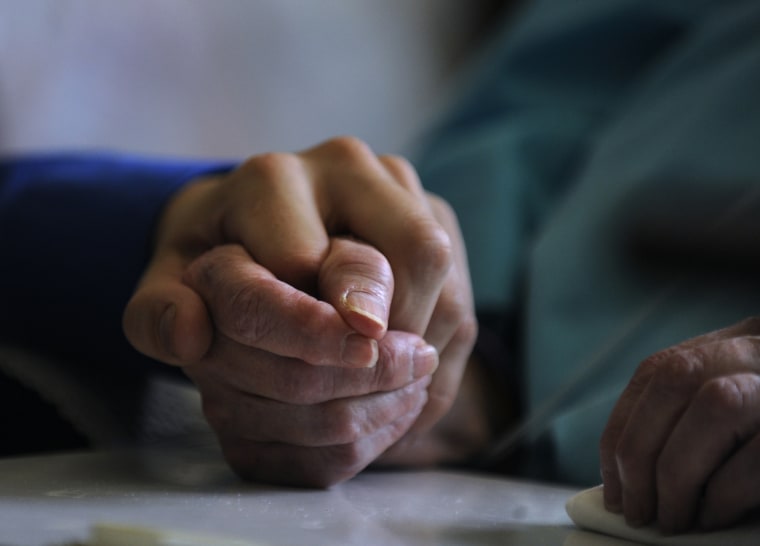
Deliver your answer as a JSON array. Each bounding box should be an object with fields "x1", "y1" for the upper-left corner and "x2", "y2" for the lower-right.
[
  {"x1": 600, "y1": 317, "x2": 760, "y2": 534},
  {"x1": 123, "y1": 137, "x2": 491, "y2": 487}
]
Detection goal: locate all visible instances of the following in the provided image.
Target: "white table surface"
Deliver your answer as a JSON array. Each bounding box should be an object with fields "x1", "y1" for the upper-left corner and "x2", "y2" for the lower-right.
[{"x1": 0, "y1": 447, "x2": 622, "y2": 546}]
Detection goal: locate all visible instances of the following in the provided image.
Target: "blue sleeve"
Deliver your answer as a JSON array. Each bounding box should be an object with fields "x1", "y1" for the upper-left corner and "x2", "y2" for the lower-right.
[{"x1": 0, "y1": 154, "x2": 234, "y2": 371}]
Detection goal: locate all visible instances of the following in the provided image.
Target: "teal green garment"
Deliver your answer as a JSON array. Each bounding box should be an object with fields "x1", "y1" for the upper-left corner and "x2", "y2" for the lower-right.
[{"x1": 414, "y1": 0, "x2": 760, "y2": 485}]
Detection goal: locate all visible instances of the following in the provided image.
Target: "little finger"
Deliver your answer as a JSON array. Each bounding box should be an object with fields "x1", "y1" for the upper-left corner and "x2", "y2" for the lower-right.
[
  {"x1": 219, "y1": 397, "x2": 426, "y2": 487},
  {"x1": 201, "y1": 376, "x2": 430, "y2": 447}
]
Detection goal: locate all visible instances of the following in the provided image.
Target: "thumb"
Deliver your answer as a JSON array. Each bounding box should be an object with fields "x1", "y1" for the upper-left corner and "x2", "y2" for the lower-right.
[
  {"x1": 319, "y1": 237, "x2": 394, "y2": 340},
  {"x1": 123, "y1": 251, "x2": 213, "y2": 365}
]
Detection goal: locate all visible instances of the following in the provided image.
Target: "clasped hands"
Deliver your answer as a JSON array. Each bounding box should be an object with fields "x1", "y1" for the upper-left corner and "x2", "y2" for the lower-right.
[
  {"x1": 122, "y1": 136, "x2": 760, "y2": 531},
  {"x1": 123, "y1": 137, "x2": 483, "y2": 487}
]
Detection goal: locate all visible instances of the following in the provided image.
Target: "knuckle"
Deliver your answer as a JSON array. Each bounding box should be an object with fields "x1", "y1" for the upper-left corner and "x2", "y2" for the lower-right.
[
  {"x1": 737, "y1": 315, "x2": 760, "y2": 333},
  {"x1": 405, "y1": 217, "x2": 453, "y2": 277},
  {"x1": 228, "y1": 283, "x2": 275, "y2": 344},
  {"x1": 426, "y1": 192, "x2": 457, "y2": 223},
  {"x1": 434, "y1": 289, "x2": 465, "y2": 328},
  {"x1": 697, "y1": 375, "x2": 755, "y2": 416},
  {"x1": 724, "y1": 336, "x2": 760, "y2": 366},
  {"x1": 640, "y1": 343, "x2": 687, "y2": 369},
  {"x1": 625, "y1": 349, "x2": 674, "y2": 394},
  {"x1": 184, "y1": 244, "x2": 245, "y2": 292},
  {"x1": 240, "y1": 151, "x2": 299, "y2": 182},
  {"x1": 272, "y1": 368, "x2": 331, "y2": 405},
  {"x1": 648, "y1": 350, "x2": 705, "y2": 398},
  {"x1": 321, "y1": 403, "x2": 365, "y2": 444},
  {"x1": 637, "y1": 351, "x2": 663, "y2": 372},
  {"x1": 184, "y1": 246, "x2": 223, "y2": 287},
  {"x1": 235, "y1": 154, "x2": 304, "y2": 227},
  {"x1": 437, "y1": 292, "x2": 478, "y2": 348},
  {"x1": 322, "y1": 136, "x2": 375, "y2": 162},
  {"x1": 381, "y1": 154, "x2": 422, "y2": 190}
]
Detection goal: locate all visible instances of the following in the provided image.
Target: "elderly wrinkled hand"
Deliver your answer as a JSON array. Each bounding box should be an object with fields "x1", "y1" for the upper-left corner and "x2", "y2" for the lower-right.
[
  {"x1": 600, "y1": 317, "x2": 760, "y2": 533},
  {"x1": 181, "y1": 241, "x2": 439, "y2": 486}
]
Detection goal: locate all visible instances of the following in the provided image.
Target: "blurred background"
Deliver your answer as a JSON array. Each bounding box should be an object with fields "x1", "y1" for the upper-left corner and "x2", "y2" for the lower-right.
[{"x1": 0, "y1": 0, "x2": 508, "y2": 159}]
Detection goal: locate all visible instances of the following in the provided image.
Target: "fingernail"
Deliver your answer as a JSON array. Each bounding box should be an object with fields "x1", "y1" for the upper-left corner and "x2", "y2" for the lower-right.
[
  {"x1": 413, "y1": 342, "x2": 439, "y2": 378},
  {"x1": 159, "y1": 304, "x2": 177, "y2": 358},
  {"x1": 343, "y1": 290, "x2": 387, "y2": 330},
  {"x1": 341, "y1": 333, "x2": 378, "y2": 368}
]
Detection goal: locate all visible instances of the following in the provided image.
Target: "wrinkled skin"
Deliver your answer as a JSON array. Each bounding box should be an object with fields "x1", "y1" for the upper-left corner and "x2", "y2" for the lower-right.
[
  {"x1": 124, "y1": 137, "x2": 482, "y2": 486},
  {"x1": 601, "y1": 317, "x2": 760, "y2": 533}
]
